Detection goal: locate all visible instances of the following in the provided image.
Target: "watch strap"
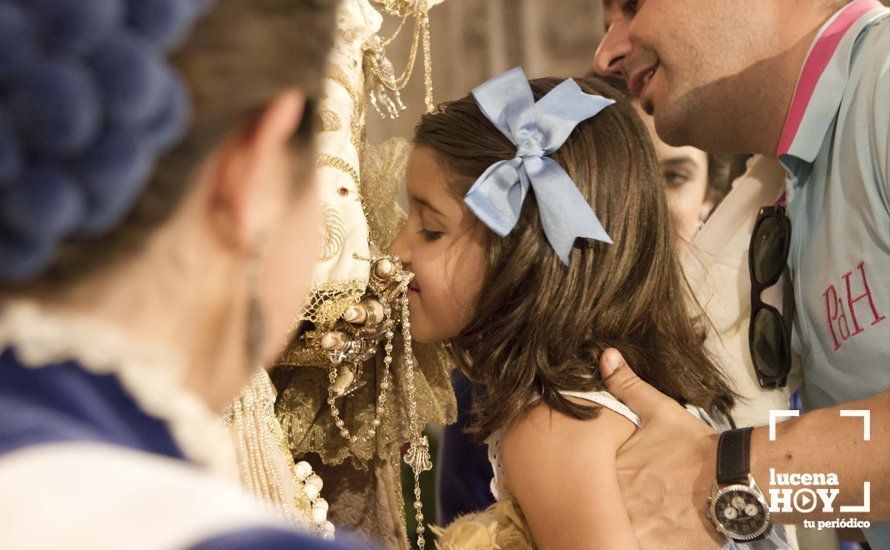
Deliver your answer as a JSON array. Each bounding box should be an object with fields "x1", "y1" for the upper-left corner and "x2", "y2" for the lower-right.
[{"x1": 717, "y1": 427, "x2": 753, "y2": 486}]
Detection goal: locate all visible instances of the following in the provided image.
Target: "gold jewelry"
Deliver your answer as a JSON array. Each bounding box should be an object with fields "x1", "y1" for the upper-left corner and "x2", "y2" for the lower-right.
[
  {"x1": 397, "y1": 271, "x2": 433, "y2": 549},
  {"x1": 245, "y1": 241, "x2": 265, "y2": 370},
  {"x1": 321, "y1": 255, "x2": 405, "y2": 448},
  {"x1": 363, "y1": 0, "x2": 435, "y2": 118},
  {"x1": 277, "y1": 254, "x2": 433, "y2": 548},
  {"x1": 224, "y1": 370, "x2": 335, "y2": 538}
]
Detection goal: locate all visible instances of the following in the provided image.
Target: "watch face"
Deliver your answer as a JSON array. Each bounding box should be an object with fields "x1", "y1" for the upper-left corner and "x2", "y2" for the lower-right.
[{"x1": 711, "y1": 486, "x2": 770, "y2": 540}]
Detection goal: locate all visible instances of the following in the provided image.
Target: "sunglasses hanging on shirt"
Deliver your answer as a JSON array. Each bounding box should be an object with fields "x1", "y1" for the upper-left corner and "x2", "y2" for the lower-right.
[{"x1": 748, "y1": 205, "x2": 794, "y2": 388}]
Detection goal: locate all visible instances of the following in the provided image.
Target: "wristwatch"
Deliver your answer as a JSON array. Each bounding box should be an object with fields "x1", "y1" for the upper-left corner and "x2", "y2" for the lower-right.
[{"x1": 707, "y1": 428, "x2": 772, "y2": 542}]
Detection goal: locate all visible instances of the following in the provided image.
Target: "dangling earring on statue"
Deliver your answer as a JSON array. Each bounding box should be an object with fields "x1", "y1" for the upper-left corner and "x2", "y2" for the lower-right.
[{"x1": 245, "y1": 240, "x2": 266, "y2": 370}]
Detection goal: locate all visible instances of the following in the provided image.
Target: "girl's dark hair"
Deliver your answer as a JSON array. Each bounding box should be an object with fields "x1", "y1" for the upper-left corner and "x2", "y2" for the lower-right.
[{"x1": 414, "y1": 76, "x2": 735, "y2": 440}]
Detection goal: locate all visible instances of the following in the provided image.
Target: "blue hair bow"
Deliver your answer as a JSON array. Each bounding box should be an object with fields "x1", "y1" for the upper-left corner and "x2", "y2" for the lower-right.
[{"x1": 464, "y1": 67, "x2": 614, "y2": 265}]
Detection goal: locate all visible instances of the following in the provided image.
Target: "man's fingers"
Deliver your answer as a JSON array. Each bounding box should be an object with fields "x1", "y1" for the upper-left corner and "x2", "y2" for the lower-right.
[{"x1": 600, "y1": 348, "x2": 680, "y2": 422}]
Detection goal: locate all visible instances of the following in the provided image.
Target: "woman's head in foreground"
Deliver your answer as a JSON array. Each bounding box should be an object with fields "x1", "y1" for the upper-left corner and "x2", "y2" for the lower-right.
[
  {"x1": 389, "y1": 75, "x2": 734, "y2": 439},
  {"x1": 0, "y1": 0, "x2": 337, "y2": 408}
]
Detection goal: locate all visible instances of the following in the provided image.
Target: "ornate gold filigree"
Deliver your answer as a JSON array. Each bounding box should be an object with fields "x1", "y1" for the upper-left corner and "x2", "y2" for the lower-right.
[
  {"x1": 299, "y1": 279, "x2": 367, "y2": 328},
  {"x1": 273, "y1": 337, "x2": 454, "y2": 468},
  {"x1": 369, "y1": 0, "x2": 415, "y2": 16},
  {"x1": 318, "y1": 153, "x2": 376, "y2": 240},
  {"x1": 361, "y1": 138, "x2": 410, "y2": 249}
]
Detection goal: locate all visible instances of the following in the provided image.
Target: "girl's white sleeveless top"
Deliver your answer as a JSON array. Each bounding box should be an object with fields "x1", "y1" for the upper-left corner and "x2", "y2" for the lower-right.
[{"x1": 485, "y1": 389, "x2": 719, "y2": 502}]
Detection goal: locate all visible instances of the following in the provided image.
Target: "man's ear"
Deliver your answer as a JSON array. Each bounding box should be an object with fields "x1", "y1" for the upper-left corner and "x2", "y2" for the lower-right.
[{"x1": 208, "y1": 90, "x2": 307, "y2": 251}]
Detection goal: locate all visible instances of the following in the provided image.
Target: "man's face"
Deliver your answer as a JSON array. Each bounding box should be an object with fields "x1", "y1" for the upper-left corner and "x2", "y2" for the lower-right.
[{"x1": 595, "y1": 0, "x2": 765, "y2": 149}]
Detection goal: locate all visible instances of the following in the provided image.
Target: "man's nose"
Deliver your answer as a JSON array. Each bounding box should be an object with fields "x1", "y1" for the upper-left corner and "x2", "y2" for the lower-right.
[{"x1": 594, "y1": 19, "x2": 633, "y2": 78}]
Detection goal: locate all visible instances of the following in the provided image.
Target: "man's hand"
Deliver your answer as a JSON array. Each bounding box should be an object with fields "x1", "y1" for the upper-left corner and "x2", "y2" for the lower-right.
[{"x1": 601, "y1": 348, "x2": 724, "y2": 548}]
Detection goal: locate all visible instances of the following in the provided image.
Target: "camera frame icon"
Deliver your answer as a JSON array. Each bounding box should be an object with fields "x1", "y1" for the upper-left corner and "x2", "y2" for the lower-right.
[{"x1": 767, "y1": 409, "x2": 871, "y2": 514}]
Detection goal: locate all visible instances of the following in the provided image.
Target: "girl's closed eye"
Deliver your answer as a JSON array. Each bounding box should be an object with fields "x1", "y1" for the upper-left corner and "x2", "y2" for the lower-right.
[{"x1": 419, "y1": 228, "x2": 443, "y2": 241}]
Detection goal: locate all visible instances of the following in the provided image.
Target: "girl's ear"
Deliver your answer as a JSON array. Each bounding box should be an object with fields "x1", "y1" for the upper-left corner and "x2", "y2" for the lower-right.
[{"x1": 207, "y1": 91, "x2": 307, "y2": 251}]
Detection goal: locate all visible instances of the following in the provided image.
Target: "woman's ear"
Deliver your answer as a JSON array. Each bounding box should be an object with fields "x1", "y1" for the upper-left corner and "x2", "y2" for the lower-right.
[
  {"x1": 208, "y1": 91, "x2": 307, "y2": 251},
  {"x1": 700, "y1": 193, "x2": 717, "y2": 222}
]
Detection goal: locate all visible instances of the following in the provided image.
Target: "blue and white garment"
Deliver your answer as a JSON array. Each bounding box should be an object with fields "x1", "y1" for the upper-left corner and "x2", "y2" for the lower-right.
[
  {"x1": 775, "y1": 1, "x2": 889, "y2": 545},
  {"x1": 0, "y1": 300, "x2": 360, "y2": 550},
  {"x1": 485, "y1": 390, "x2": 792, "y2": 550},
  {"x1": 779, "y1": 0, "x2": 889, "y2": 431}
]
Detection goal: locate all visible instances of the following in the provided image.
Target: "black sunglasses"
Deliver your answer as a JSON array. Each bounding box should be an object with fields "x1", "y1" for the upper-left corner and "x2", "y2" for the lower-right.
[{"x1": 748, "y1": 205, "x2": 793, "y2": 388}]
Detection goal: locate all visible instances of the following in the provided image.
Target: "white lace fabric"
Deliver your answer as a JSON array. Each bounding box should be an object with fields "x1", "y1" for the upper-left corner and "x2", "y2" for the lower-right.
[{"x1": 0, "y1": 299, "x2": 239, "y2": 481}]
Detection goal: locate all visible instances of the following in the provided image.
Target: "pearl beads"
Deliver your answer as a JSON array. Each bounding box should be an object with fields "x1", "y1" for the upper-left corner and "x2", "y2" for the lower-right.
[
  {"x1": 304, "y1": 483, "x2": 321, "y2": 501},
  {"x1": 294, "y1": 461, "x2": 313, "y2": 481},
  {"x1": 322, "y1": 521, "x2": 336, "y2": 540},
  {"x1": 373, "y1": 257, "x2": 395, "y2": 279}
]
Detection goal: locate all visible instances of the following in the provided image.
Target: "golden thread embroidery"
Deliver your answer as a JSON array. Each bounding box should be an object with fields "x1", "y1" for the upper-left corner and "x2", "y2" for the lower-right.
[
  {"x1": 317, "y1": 154, "x2": 374, "y2": 232},
  {"x1": 325, "y1": 67, "x2": 366, "y2": 153},
  {"x1": 319, "y1": 110, "x2": 342, "y2": 133},
  {"x1": 320, "y1": 206, "x2": 346, "y2": 262},
  {"x1": 317, "y1": 154, "x2": 360, "y2": 190}
]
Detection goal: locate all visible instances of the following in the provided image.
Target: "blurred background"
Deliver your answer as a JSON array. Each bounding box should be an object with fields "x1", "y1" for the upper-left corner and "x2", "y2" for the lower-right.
[{"x1": 367, "y1": 0, "x2": 604, "y2": 145}]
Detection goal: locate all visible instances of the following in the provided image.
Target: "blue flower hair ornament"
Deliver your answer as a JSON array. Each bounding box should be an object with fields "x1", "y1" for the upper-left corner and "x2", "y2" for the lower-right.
[
  {"x1": 0, "y1": 0, "x2": 211, "y2": 282},
  {"x1": 464, "y1": 68, "x2": 615, "y2": 265}
]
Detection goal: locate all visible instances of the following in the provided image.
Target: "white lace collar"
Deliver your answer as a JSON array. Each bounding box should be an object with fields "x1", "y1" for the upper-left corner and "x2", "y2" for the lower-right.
[{"x1": 0, "y1": 299, "x2": 238, "y2": 481}]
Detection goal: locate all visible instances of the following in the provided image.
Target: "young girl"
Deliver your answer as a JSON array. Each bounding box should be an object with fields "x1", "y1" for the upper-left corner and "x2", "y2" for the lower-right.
[{"x1": 389, "y1": 69, "x2": 784, "y2": 549}]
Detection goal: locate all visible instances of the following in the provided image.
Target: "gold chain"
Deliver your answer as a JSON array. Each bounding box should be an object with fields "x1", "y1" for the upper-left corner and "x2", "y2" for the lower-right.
[
  {"x1": 366, "y1": 13, "x2": 423, "y2": 91},
  {"x1": 364, "y1": 0, "x2": 435, "y2": 115},
  {"x1": 378, "y1": 8, "x2": 412, "y2": 48},
  {"x1": 420, "y1": 8, "x2": 434, "y2": 113},
  {"x1": 398, "y1": 274, "x2": 432, "y2": 549},
  {"x1": 326, "y1": 298, "x2": 393, "y2": 446}
]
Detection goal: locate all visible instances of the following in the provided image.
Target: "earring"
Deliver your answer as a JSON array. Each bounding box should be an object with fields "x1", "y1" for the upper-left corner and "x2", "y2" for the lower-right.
[{"x1": 245, "y1": 242, "x2": 266, "y2": 370}]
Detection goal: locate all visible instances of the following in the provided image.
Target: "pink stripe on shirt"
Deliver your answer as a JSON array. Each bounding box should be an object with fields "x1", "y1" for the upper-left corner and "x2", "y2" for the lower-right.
[{"x1": 777, "y1": 0, "x2": 883, "y2": 156}]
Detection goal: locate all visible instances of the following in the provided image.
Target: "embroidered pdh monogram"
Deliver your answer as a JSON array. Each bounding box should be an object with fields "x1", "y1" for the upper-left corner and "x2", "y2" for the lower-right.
[{"x1": 822, "y1": 262, "x2": 886, "y2": 351}]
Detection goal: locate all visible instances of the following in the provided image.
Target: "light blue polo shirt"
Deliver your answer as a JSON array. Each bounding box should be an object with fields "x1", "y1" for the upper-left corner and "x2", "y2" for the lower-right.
[{"x1": 777, "y1": 0, "x2": 889, "y2": 545}]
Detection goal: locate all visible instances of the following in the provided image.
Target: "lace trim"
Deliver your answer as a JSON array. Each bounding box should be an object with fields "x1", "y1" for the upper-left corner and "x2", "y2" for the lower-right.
[{"x1": 0, "y1": 299, "x2": 239, "y2": 481}]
